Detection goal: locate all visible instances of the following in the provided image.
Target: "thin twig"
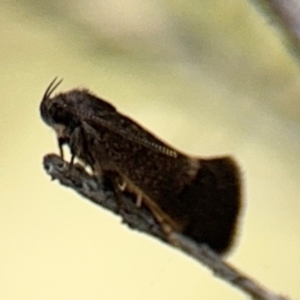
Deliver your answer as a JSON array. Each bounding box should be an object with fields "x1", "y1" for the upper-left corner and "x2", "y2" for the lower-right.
[{"x1": 43, "y1": 153, "x2": 290, "y2": 300}]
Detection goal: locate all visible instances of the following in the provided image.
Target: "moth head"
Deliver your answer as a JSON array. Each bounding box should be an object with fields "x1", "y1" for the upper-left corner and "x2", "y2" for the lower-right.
[{"x1": 40, "y1": 78, "x2": 81, "y2": 146}]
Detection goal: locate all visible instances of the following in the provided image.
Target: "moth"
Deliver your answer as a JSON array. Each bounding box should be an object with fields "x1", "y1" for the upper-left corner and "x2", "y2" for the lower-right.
[{"x1": 40, "y1": 78, "x2": 242, "y2": 254}]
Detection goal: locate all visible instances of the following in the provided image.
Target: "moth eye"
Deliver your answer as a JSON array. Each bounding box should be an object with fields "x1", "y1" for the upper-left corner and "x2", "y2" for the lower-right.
[{"x1": 49, "y1": 102, "x2": 79, "y2": 128}]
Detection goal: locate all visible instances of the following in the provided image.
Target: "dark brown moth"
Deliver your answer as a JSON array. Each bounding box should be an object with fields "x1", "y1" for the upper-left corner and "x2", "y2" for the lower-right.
[{"x1": 40, "y1": 78, "x2": 242, "y2": 254}]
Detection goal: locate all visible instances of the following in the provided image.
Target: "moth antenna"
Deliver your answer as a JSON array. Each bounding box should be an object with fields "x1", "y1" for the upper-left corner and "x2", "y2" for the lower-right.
[
  {"x1": 42, "y1": 77, "x2": 63, "y2": 102},
  {"x1": 88, "y1": 116, "x2": 178, "y2": 157}
]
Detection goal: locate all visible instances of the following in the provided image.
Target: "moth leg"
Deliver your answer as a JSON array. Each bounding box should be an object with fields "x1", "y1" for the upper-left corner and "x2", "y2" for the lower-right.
[
  {"x1": 58, "y1": 138, "x2": 65, "y2": 160},
  {"x1": 90, "y1": 160, "x2": 104, "y2": 178},
  {"x1": 68, "y1": 126, "x2": 84, "y2": 169},
  {"x1": 118, "y1": 181, "x2": 127, "y2": 191},
  {"x1": 136, "y1": 193, "x2": 142, "y2": 207},
  {"x1": 104, "y1": 172, "x2": 128, "y2": 214},
  {"x1": 116, "y1": 180, "x2": 142, "y2": 207},
  {"x1": 70, "y1": 153, "x2": 75, "y2": 168},
  {"x1": 58, "y1": 136, "x2": 76, "y2": 170},
  {"x1": 157, "y1": 220, "x2": 179, "y2": 246},
  {"x1": 144, "y1": 204, "x2": 180, "y2": 245},
  {"x1": 151, "y1": 210, "x2": 173, "y2": 235}
]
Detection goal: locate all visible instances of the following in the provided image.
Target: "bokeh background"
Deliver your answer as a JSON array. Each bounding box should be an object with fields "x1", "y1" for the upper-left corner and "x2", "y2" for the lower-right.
[{"x1": 1, "y1": 1, "x2": 300, "y2": 299}]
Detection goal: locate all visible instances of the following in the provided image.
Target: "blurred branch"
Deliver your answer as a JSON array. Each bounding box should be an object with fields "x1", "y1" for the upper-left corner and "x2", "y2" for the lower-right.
[
  {"x1": 250, "y1": 0, "x2": 300, "y2": 62},
  {"x1": 43, "y1": 153, "x2": 290, "y2": 300}
]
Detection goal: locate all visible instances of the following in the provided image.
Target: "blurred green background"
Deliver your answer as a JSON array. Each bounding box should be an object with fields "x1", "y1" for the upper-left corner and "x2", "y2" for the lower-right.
[{"x1": 1, "y1": 1, "x2": 299, "y2": 299}]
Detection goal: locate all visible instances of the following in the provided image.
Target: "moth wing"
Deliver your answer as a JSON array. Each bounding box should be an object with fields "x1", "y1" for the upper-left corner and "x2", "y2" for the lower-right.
[{"x1": 82, "y1": 113, "x2": 178, "y2": 158}]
